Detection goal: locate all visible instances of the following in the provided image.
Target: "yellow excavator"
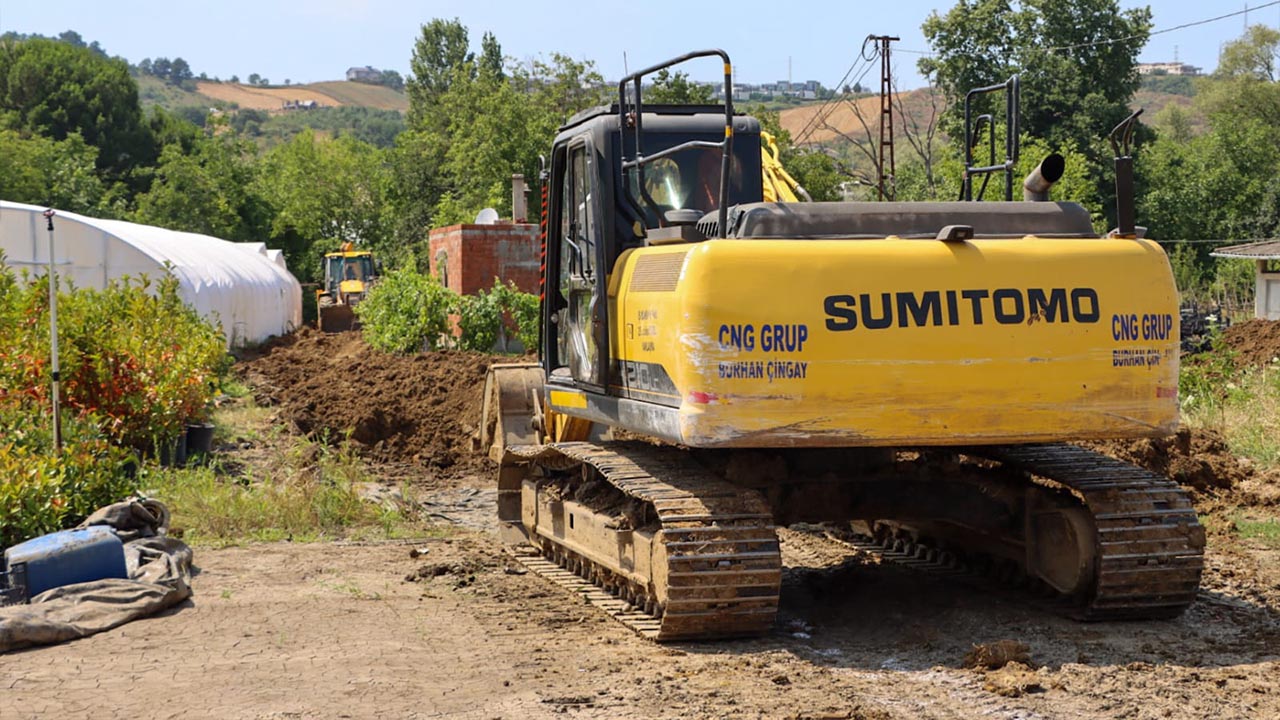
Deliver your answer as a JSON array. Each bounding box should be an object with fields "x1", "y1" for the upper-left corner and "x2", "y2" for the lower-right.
[
  {"x1": 479, "y1": 50, "x2": 1203, "y2": 641},
  {"x1": 316, "y1": 243, "x2": 377, "y2": 332}
]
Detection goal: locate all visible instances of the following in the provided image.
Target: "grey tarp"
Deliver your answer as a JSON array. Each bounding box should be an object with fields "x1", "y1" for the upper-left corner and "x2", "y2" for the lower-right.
[{"x1": 0, "y1": 499, "x2": 193, "y2": 653}]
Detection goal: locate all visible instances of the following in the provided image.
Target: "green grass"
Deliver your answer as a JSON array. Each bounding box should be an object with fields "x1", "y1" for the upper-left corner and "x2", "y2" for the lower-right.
[
  {"x1": 1181, "y1": 355, "x2": 1280, "y2": 470},
  {"x1": 143, "y1": 393, "x2": 442, "y2": 547},
  {"x1": 1234, "y1": 515, "x2": 1280, "y2": 548},
  {"x1": 135, "y1": 74, "x2": 223, "y2": 111}
]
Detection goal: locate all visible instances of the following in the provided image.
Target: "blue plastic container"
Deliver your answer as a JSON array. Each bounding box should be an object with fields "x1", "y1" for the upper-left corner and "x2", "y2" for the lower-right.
[{"x1": 3, "y1": 526, "x2": 128, "y2": 602}]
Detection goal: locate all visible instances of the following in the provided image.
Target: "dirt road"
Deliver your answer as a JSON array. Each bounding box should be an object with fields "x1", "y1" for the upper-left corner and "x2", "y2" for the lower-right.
[{"x1": 8, "y1": 501, "x2": 1278, "y2": 720}]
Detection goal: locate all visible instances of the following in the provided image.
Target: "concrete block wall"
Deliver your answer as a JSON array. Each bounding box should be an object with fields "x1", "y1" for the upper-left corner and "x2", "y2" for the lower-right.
[{"x1": 427, "y1": 223, "x2": 540, "y2": 296}]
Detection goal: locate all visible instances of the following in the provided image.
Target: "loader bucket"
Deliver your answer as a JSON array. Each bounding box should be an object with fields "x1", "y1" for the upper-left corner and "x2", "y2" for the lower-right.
[{"x1": 318, "y1": 303, "x2": 357, "y2": 333}]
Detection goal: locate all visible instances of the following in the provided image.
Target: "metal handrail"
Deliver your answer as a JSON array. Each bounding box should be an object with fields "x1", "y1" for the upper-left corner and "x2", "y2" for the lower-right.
[
  {"x1": 617, "y1": 49, "x2": 735, "y2": 236},
  {"x1": 963, "y1": 76, "x2": 1020, "y2": 201}
]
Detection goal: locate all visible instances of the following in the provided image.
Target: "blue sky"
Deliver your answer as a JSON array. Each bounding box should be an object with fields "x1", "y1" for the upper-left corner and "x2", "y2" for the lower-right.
[{"x1": 1, "y1": 1, "x2": 1276, "y2": 90}]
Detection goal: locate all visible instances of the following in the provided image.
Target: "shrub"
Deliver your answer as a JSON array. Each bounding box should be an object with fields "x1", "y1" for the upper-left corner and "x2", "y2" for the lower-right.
[
  {"x1": 455, "y1": 288, "x2": 502, "y2": 352},
  {"x1": 0, "y1": 269, "x2": 226, "y2": 451},
  {"x1": 491, "y1": 280, "x2": 539, "y2": 353},
  {"x1": 360, "y1": 270, "x2": 541, "y2": 354},
  {"x1": 0, "y1": 262, "x2": 225, "y2": 545},
  {"x1": 0, "y1": 396, "x2": 136, "y2": 547},
  {"x1": 354, "y1": 267, "x2": 455, "y2": 353}
]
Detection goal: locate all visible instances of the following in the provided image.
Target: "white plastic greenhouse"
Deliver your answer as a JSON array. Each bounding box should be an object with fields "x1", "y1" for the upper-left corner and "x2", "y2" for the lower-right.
[{"x1": 0, "y1": 201, "x2": 302, "y2": 348}]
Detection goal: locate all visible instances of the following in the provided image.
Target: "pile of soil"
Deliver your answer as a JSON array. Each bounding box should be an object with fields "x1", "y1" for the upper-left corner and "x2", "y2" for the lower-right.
[
  {"x1": 241, "y1": 328, "x2": 496, "y2": 474},
  {"x1": 1084, "y1": 427, "x2": 1253, "y2": 493},
  {"x1": 1223, "y1": 318, "x2": 1280, "y2": 368}
]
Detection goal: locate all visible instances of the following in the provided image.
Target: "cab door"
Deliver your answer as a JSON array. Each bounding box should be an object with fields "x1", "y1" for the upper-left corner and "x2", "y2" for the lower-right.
[{"x1": 548, "y1": 136, "x2": 608, "y2": 391}]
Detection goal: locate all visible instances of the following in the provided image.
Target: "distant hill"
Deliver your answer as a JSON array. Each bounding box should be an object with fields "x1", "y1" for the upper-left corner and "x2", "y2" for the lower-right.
[
  {"x1": 779, "y1": 88, "x2": 943, "y2": 146},
  {"x1": 780, "y1": 85, "x2": 1203, "y2": 147},
  {"x1": 304, "y1": 81, "x2": 407, "y2": 112},
  {"x1": 136, "y1": 78, "x2": 407, "y2": 114}
]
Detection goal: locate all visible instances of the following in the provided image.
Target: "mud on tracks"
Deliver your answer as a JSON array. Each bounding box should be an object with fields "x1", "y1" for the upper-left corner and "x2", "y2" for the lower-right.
[{"x1": 241, "y1": 328, "x2": 497, "y2": 476}]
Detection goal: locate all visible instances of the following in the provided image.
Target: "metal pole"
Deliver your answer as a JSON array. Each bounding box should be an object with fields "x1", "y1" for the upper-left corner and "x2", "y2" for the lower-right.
[{"x1": 43, "y1": 209, "x2": 62, "y2": 454}]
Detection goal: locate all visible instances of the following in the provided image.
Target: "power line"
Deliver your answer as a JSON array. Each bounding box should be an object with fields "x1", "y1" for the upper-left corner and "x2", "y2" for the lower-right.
[
  {"x1": 794, "y1": 54, "x2": 874, "y2": 144},
  {"x1": 893, "y1": 1, "x2": 1280, "y2": 59},
  {"x1": 1046, "y1": 0, "x2": 1280, "y2": 54},
  {"x1": 796, "y1": 59, "x2": 878, "y2": 145}
]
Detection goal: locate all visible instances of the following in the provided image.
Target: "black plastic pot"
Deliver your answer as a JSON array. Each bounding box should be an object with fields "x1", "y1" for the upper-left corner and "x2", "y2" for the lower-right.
[{"x1": 186, "y1": 423, "x2": 215, "y2": 462}]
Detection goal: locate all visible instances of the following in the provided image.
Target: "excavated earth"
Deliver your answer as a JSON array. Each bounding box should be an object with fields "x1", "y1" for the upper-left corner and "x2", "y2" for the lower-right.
[
  {"x1": 240, "y1": 328, "x2": 496, "y2": 481},
  {"x1": 15, "y1": 327, "x2": 1280, "y2": 719},
  {"x1": 1223, "y1": 318, "x2": 1280, "y2": 369}
]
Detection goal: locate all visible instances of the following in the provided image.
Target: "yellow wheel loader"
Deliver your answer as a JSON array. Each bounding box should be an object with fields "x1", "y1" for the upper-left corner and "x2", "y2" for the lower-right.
[
  {"x1": 479, "y1": 50, "x2": 1203, "y2": 641},
  {"x1": 316, "y1": 244, "x2": 377, "y2": 333}
]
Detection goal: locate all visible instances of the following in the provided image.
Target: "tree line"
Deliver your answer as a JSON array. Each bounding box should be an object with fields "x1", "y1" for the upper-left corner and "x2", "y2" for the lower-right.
[{"x1": 1, "y1": 5, "x2": 1275, "y2": 307}]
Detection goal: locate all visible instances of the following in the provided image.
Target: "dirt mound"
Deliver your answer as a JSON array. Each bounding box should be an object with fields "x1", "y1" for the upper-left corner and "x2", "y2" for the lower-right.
[
  {"x1": 241, "y1": 328, "x2": 495, "y2": 475},
  {"x1": 962, "y1": 640, "x2": 1033, "y2": 670},
  {"x1": 1084, "y1": 427, "x2": 1253, "y2": 493},
  {"x1": 1223, "y1": 318, "x2": 1280, "y2": 368}
]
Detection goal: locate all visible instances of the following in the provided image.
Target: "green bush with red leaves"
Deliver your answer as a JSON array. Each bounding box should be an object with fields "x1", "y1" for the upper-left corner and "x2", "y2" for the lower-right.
[
  {"x1": 0, "y1": 397, "x2": 135, "y2": 547},
  {"x1": 0, "y1": 260, "x2": 227, "y2": 544}
]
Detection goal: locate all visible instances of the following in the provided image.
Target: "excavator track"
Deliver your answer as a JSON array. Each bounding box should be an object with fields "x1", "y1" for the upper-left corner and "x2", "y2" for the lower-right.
[
  {"x1": 836, "y1": 444, "x2": 1205, "y2": 620},
  {"x1": 979, "y1": 443, "x2": 1205, "y2": 619},
  {"x1": 502, "y1": 442, "x2": 782, "y2": 641}
]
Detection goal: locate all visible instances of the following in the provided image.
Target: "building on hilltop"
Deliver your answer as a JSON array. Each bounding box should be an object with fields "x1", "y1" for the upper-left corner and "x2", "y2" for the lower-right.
[
  {"x1": 346, "y1": 66, "x2": 380, "y2": 82},
  {"x1": 1137, "y1": 62, "x2": 1202, "y2": 76}
]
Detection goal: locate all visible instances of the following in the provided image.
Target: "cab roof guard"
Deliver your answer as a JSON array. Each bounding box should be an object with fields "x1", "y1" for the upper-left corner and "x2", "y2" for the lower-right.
[{"x1": 617, "y1": 49, "x2": 735, "y2": 237}]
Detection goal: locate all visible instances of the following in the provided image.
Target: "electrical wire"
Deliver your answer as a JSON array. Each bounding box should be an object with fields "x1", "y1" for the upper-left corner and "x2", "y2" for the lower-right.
[
  {"x1": 794, "y1": 53, "x2": 874, "y2": 144},
  {"x1": 892, "y1": 1, "x2": 1280, "y2": 59}
]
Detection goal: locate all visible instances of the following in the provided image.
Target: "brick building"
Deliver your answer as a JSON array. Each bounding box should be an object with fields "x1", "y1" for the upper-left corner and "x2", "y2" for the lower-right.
[{"x1": 427, "y1": 223, "x2": 540, "y2": 296}]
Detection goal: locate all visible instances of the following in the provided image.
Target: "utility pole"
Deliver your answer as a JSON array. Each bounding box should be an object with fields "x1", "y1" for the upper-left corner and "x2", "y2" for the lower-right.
[{"x1": 872, "y1": 35, "x2": 899, "y2": 201}]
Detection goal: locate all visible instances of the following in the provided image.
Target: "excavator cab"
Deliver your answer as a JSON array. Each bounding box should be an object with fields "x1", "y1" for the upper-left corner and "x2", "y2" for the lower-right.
[{"x1": 540, "y1": 50, "x2": 762, "y2": 393}]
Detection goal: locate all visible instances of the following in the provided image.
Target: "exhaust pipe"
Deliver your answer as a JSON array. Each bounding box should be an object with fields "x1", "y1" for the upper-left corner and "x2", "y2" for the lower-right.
[{"x1": 1022, "y1": 153, "x2": 1065, "y2": 201}]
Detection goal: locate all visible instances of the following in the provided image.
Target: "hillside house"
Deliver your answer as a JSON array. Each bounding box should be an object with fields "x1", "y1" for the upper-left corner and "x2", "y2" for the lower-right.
[
  {"x1": 346, "y1": 66, "x2": 380, "y2": 82},
  {"x1": 1137, "y1": 62, "x2": 1202, "y2": 76}
]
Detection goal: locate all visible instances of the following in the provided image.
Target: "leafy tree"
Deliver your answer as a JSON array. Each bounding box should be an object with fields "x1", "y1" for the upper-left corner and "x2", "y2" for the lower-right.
[
  {"x1": 0, "y1": 128, "x2": 107, "y2": 213},
  {"x1": 646, "y1": 69, "x2": 713, "y2": 104},
  {"x1": 921, "y1": 0, "x2": 1150, "y2": 152},
  {"x1": 255, "y1": 129, "x2": 391, "y2": 278},
  {"x1": 0, "y1": 38, "x2": 157, "y2": 179},
  {"x1": 248, "y1": 72, "x2": 261, "y2": 85},
  {"x1": 152, "y1": 57, "x2": 172, "y2": 79},
  {"x1": 479, "y1": 32, "x2": 504, "y2": 81},
  {"x1": 1217, "y1": 25, "x2": 1280, "y2": 81},
  {"x1": 169, "y1": 57, "x2": 193, "y2": 84},
  {"x1": 230, "y1": 74, "x2": 239, "y2": 83},
  {"x1": 406, "y1": 18, "x2": 473, "y2": 127},
  {"x1": 172, "y1": 106, "x2": 208, "y2": 128},
  {"x1": 1200, "y1": 25, "x2": 1280, "y2": 128},
  {"x1": 133, "y1": 129, "x2": 269, "y2": 242},
  {"x1": 149, "y1": 106, "x2": 204, "y2": 153},
  {"x1": 377, "y1": 69, "x2": 404, "y2": 90},
  {"x1": 426, "y1": 53, "x2": 606, "y2": 225},
  {"x1": 57, "y1": 30, "x2": 85, "y2": 48}
]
